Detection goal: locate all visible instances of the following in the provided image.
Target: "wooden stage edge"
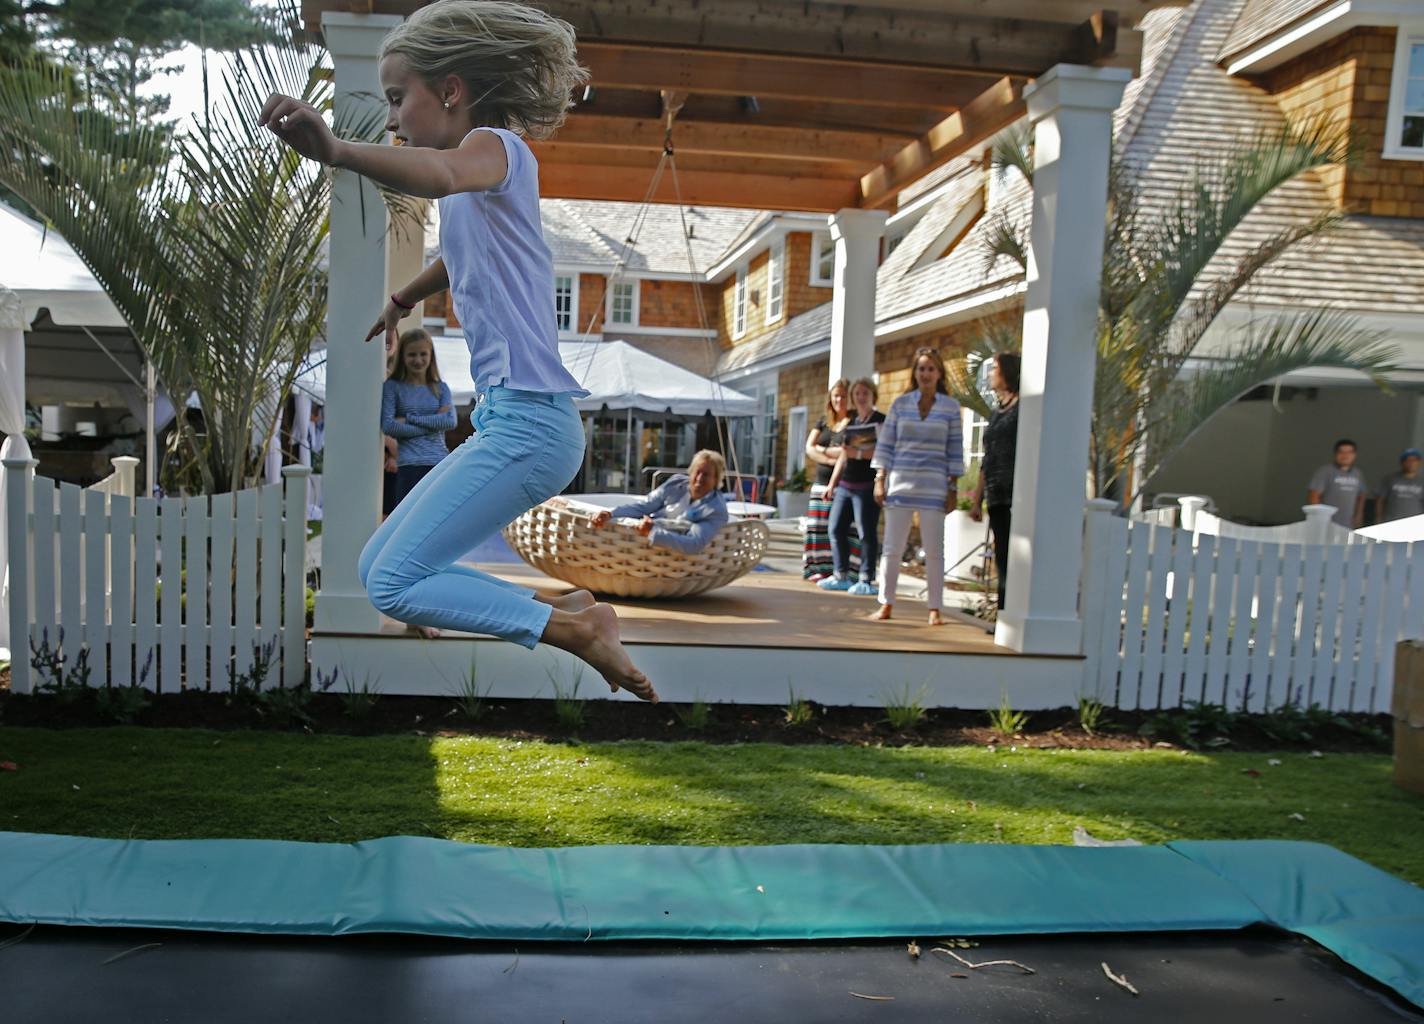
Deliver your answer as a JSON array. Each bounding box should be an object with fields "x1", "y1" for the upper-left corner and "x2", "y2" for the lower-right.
[{"x1": 311, "y1": 564, "x2": 1089, "y2": 710}]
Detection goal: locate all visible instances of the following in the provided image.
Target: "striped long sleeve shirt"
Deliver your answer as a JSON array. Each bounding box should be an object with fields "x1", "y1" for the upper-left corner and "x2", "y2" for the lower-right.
[
  {"x1": 381, "y1": 379, "x2": 456, "y2": 467},
  {"x1": 871, "y1": 391, "x2": 965, "y2": 511}
]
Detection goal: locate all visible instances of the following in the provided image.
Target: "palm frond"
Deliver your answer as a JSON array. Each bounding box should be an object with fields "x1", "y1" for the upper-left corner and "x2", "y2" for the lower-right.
[
  {"x1": 979, "y1": 209, "x2": 1028, "y2": 276},
  {"x1": 989, "y1": 121, "x2": 1033, "y2": 187},
  {"x1": 1131, "y1": 309, "x2": 1397, "y2": 501}
]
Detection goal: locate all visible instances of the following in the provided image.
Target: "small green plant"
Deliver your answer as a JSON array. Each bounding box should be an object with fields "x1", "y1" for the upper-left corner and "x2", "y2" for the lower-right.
[
  {"x1": 452, "y1": 655, "x2": 491, "y2": 721},
  {"x1": 986, "y1": 692, "x2": 1029, "y2": 737},
  {"x1": 1077, "y1": 697, "x2": 1105, "y2": 736},
  {"x1": 30, "y1": 627, "x2": 93, "y2": 704},
  {"x1": 341, "y1": 672, "x2": 381, "y2": 721},
  {"x1": 257, "y1": 683, "x2": 315, "y2": 727},
  {"x1": 882, "y1": 683, "x2": 928, "y2": 731},
  {"x1": 547, "y1": 661, "x2": 586, "y2": 732},
  {"x1": 676, "y1": 698, "x2": 712, "y2": 732},
  {"x1": 783, "y1": 686, "x2": 815, "y2": 727},
  {"x1": 96, "y1": 649, "x2": 154, "y2": 724},
  {"x1": 226, "y1": 637, "x2": 280, "y2": 702}
]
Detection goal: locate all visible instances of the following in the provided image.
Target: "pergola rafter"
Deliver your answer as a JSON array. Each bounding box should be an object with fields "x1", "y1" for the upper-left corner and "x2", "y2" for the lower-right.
[{"x1": 302, "y1": 0, "x2": 1184, "y2": 211}]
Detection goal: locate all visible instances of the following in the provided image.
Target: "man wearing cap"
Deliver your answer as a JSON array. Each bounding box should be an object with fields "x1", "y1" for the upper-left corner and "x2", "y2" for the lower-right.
[
  {"x1": 1307, "y1": 439, "x2": 1367, "y2": 529},
  {"x1": 1376, "y1": 449, "x2": 1424, "y2": 523}
]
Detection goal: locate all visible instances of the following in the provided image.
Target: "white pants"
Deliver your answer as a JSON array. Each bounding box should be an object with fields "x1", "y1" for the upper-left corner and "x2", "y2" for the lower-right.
[{"x1": 879, "y1": 506, "x2": 944, "y2": 611}]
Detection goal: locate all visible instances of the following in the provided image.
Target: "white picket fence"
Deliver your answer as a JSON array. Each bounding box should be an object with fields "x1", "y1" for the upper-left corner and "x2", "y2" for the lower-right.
[
  {"x1": 1141, "y1": 496, "x2": 1355, "y2": 546},
  {"x1": 1082, "y1": 499, "x2": 1422, "y2": 714},
  {"x1": 3, "y1": 454, "x2": 309, "y2": 695},
  {"x1": 89, "y1": 455, "x2": 141, "y2": 500}
]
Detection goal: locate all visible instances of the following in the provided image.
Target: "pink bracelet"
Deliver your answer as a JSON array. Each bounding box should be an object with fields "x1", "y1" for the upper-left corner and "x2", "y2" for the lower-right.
[{"x1": 390, "y1": 292, "x2": 414, "y2": 310}]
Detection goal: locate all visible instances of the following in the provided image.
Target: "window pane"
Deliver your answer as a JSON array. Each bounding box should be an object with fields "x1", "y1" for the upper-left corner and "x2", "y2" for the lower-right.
[
  {"x1": 1403, "y1": 115, "x2": 1424, "y2": 149},
  {"x1": 818, "y1": 234, "x2": 835, "y2": 281},
  {"x1": 612, "y1": 281, "x2": 634, "y2": 324},
  {"x1": 1409, "y1": 41, "x2": 1424, "y2": 79},
  {"x1": 554, "y1": 276, "x2": 573, "y2": 331},
  {"x1": 1407, "y1": 78, "x2": 1424, "y2": 114}
]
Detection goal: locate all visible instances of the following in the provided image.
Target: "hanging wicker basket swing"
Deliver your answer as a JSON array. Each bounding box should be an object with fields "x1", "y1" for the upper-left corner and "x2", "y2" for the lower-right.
[{"x1": 503, "y1": 500, "x2": 770, "y2": 599}]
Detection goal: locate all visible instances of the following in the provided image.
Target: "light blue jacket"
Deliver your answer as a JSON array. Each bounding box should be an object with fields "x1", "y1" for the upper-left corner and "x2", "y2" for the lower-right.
[{"x1": 609, "y1": 475, "x2": 730, "y2": 554}]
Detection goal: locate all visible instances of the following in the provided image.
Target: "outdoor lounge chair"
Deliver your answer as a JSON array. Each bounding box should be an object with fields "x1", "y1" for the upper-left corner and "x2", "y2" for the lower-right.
[{"x1": 502, "y1": 497, "x2": 769, "y2": 599}]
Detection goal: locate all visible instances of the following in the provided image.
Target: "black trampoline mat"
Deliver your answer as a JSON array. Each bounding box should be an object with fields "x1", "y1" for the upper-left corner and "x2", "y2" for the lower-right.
[{"x1": 2, "y1": 924, "x2": 1419, "y2": 1023}]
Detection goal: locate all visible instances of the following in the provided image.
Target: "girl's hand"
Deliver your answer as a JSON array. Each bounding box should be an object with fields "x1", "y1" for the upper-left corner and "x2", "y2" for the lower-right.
[
  {"x1": 258, "y1": 93, "x2": 343, "y2": 166},
  {"x1": 874, "y1": 478, "x2": 886, "y2": 507},
  {"x1": 366, "y1": 298, "x2": 411, "y2": 349}
]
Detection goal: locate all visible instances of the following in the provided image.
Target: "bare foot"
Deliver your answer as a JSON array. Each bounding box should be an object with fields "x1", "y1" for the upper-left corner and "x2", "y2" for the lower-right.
[
  {"x1": 870, "y1": 604, "x2": 893, "y2": 621},
  {"x1": 927, "y1": 609, "x2": 944, "y2": 626},
  {"x1": 536, "y1": 589, "x2": 596, "y2": 612},
  {"x1": 407, "y1": 624, "x2": 442, "y2": 639},
  {"x1": 543, "y1": 603, "x2": 658, "y2": 702}
]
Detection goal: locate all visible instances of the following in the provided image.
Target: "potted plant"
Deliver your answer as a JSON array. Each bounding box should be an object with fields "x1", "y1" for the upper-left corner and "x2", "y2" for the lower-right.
[{"x1": 775, "y1": 467, "x2": 811, "y2": 519}]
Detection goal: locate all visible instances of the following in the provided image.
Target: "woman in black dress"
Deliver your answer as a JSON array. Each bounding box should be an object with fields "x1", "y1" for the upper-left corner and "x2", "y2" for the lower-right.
[{"x1": 969, "y1": 352, "x2": 1020, "y2": 610}]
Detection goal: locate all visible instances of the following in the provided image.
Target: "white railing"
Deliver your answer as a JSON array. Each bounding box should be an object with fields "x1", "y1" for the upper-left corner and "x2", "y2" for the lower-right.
[
  {"x1": 4, "y1": 454, "x2": 309, "y2": 695},
  {"x1": 88, "y1": 455, "x2": 140, "y2": 499},
  {"x1": 1082, "y1": 499, "x2": 1422, "y2": 714},
  {"x1": 1142, "y1": 495, "x2": 1355, "y2": 545}
]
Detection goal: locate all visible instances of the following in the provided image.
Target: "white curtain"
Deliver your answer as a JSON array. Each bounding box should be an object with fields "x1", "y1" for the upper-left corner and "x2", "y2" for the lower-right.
[{"x1": 0, "y1": 286, "x2": 32, "y2": 657}]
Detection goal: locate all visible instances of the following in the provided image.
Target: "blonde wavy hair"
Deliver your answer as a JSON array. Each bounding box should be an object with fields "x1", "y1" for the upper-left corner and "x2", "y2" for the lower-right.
[
  {"x1": 689, "y1": 449, "x2": 726, "y2": 487},
  {"x1": 379, "y1": 0, "x2": 588, "y2": 139}
]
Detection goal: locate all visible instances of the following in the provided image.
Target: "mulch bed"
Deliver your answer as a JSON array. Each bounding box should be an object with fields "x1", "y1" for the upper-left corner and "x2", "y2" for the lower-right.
[{"x1": 0, "y1": 666, "x2": 1391, "y2": 753}]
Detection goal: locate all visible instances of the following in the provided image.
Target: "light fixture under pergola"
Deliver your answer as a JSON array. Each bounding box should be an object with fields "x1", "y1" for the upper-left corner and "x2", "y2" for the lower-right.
[{"x1": 302, "y1": 0, "x2": 1184, "y2": 212}]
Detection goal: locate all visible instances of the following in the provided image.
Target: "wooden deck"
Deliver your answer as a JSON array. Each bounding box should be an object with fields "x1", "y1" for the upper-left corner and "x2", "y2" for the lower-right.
[{"x1": 437, "y1": 562, "x2": 1009, "y2": 655}]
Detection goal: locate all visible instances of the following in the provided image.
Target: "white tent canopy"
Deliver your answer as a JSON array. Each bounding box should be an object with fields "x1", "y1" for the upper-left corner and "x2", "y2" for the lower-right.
[
  {"x1": 295, "y1": 338, "x2": 757, "y2": 417},
  {"x1": 1, "y1": 203, "x2": 126, "y2": 329}
]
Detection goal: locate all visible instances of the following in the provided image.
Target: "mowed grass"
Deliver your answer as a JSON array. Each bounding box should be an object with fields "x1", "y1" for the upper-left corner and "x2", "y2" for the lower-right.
[{"x1": 1, "y1": 727, "x2": 1421, "y2": 884}]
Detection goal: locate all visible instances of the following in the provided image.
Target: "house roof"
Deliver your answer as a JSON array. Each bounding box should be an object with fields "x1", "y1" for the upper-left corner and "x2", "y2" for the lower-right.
[
  {"x1": 714, "y1": 0, "x2": 1424, "y2": 378},
  {"x1": 552, "y1": 201, "x2": 761, "y2": 276},
  {"x1": 1216, "y1": 0, "x2": 1330, "y2": 65}
]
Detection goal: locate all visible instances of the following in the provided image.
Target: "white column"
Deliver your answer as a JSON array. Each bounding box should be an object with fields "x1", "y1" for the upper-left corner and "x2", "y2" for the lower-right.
[
  {"x1": 314, "y1": 12, "x2": 403, "y2": 634},
  {"x1": 827, "y1": 208, "x2": 887, "y2": 386},
  {"x1": 996, "y1": 64, "x2": 1130, "y2": 656}
]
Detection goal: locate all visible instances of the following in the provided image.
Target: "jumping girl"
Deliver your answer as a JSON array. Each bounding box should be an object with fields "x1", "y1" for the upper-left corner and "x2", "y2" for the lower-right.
[{"x1": 259, "y1": 0, "x2": 656, "y2": 700}]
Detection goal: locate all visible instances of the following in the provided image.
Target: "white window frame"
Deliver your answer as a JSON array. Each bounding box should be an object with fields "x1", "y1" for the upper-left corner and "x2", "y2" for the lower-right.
[
  {"x1": 732, "y1": 267, "x2": 748, "y2": 339},
  {"x1": 608, "y1": 278, "x2": 639, "y2": 327},
  {"x1": 553, "y1": 273, "x2": 578, "y2": 336},
  {"x1": 786, "y1": 405, "x2": 808, "y2": 473},
  {"x1": 765, "y1": 238, "x2": 786, "y2": 324},
  {"x1": 1384, "y1": 24, "x2": 1424, "y2": 160},
  {"x1": 809, "y1": 230, "x2": 835, "y2": 287}
]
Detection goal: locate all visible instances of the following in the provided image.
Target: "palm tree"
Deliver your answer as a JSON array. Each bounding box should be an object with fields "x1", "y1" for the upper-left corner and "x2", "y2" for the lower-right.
[
  {"x1": 946, "y1": 119, "x2": 1398, "y2": 507},
  {"x1": 0, "y1": 8, "x2": 403, "y2": 494}
]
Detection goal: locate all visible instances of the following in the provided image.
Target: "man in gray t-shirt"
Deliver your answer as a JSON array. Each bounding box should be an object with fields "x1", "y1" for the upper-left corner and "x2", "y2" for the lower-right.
[
  {"x1": 1307, "y1": 439, "x2": 1367, "y2": 529},
  {"x1": 1377, "y1": 449, "x2": 1424, "y2": 523}
]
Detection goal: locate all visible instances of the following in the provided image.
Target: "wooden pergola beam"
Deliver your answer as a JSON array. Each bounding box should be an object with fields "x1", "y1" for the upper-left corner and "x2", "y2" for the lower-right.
[
  {"x1": 583, "y1": 89, "x2": 936, "y2": 139},
  {"x1": 535, "y1": 143, "x2": 870, "y2": 182},
  {"x1": 577, "y1": 42, "x2": 999, "y2": 111},
  {"x1": 537, "y1": 0, "x2": 1120, "y2": 77},
  {"x1": 537, "y1": 162, "x2": 860, "y2": 213},
  {"x1": 859, "y1": 76, "x2": 1027, "y2": 210},
  {"x1": 552, "y1": 115, "x2": 906, "y2": 166}
]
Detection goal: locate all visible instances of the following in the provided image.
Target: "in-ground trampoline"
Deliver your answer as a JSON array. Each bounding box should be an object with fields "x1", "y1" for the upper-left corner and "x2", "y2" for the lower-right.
[{"x1": 1, "y1": 833, "x2": 1421, "y2": 1022}]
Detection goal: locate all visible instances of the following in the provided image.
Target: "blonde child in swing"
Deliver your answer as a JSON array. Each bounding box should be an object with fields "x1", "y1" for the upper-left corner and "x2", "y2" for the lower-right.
[{"x1": 259, "y1": 0, "x2": 656, "y2": 700}]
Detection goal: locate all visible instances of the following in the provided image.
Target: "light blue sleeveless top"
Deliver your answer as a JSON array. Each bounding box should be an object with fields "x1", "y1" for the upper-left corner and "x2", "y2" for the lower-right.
[{"x1": 438, "y1": 127, "x2": 587, "y2": 398}]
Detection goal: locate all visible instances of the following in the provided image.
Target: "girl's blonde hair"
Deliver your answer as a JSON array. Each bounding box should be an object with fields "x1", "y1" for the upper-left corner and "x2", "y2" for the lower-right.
[
  {"x1": 824, "y1": 378, "x2": 851, "y2": 425},
  {"x1": 379, "y1": 0, "x2": 588, "y2": 140},
  {"x1": 390, "y1": 328, "x2": 444, "y2": 396},
  {"x1": 689, "y1": 449, "x2": 726, "y2": 487}
]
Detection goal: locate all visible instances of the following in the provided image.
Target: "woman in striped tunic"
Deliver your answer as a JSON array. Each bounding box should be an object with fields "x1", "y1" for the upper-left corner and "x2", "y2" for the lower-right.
[
  {"x1": 802, "y1": 379, "x2": 851, "y2": 581},
  {"x1": 871, "y1": 348, "x2": 964, "y2": 625}
]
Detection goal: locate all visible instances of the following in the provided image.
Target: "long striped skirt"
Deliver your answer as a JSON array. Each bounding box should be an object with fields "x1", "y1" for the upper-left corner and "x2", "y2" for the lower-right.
[{"x1": 802, "y1": 485, "x2": 860, "y2": 579}]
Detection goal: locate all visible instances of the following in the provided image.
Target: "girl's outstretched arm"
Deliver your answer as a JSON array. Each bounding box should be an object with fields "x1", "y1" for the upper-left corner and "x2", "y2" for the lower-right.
[
  {"x1": 258, "y1": 93, "x2": 507, "y2": 199},
  {"x1": 367, "y1": 259, "x2": 449, "y2": 348}
]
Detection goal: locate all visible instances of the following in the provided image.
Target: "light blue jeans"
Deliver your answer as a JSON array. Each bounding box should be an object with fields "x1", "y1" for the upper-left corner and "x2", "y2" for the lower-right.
[{"x1": 358, "y1": 386, "x2": 585, "y2": 648}]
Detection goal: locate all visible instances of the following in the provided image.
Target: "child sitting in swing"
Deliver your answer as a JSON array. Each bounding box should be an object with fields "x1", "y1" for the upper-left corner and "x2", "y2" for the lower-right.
[{"x1": 259, "y1": 0, "x2": 656, "y2": 701}]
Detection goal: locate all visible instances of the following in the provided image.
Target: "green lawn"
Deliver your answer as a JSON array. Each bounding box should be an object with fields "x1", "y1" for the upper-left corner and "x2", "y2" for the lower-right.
[{"x1": 2, "y1": 727, "x2": 1421, "y2": 884}]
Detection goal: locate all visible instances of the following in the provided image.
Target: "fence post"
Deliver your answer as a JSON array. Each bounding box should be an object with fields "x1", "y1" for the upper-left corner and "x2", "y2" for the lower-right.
[
  {"x1": 4, "y1": 449, "x2": 37, "y2": 693},
  {"x1": 1178, "y1": 495, "x2": 1208, "y2": 536},
  {"x1": 110, "y1": 455, "x2": 140, "y2": 498},
  {"x1": 1303, "y1": 504, "x2": 1335, "y2": 547},
  {"x1": 1079, "y1": 498, "x2": 1119, "y2": 686},
  {"x1": 281, "y1": 465, "x2": 311, "y2": 689}
]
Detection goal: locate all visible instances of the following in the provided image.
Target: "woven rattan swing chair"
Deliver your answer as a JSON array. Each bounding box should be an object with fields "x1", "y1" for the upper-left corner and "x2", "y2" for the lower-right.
[{"x1": 502, "y1": 133, "x2": 769, "y2": 599}]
